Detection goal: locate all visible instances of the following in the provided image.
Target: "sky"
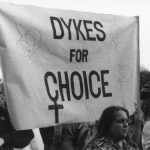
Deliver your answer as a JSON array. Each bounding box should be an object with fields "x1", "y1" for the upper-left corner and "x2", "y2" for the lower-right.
[{"x1": 0, "y1": 0, "x2": 150, "y2": 78}]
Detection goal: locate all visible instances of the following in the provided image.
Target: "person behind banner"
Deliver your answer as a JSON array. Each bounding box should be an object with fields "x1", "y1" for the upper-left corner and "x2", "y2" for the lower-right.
[
  {"x1": 39, "y1": 126, "x2": 55, "y2": 150},
  {"x1": 60, "y1": 121, "x2": 97, "y2": 150},
  {"x1": 0, "y1": 107, "x2": 34, "y2": 150},
  {"x1": 141, "y1": 81, "x2": 150, "y2": 150},
  {"x1": 84, "y1": 106, "x2": 139, "y2": 150},
  {"x1": 128, "y1": 107, "x2": 144, "y2": 150},
  {"x1": 0, "y1": 81, "x2": 34, "y2": 150}
]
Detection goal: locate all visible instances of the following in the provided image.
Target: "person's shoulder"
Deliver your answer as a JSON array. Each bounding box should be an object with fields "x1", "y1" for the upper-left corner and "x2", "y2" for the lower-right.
[
  {"x1": 142, "y1": 120, "x2": 150, "y2": 142},
  {"x1": 85, "y1": 137, "x2": 116, "y2": 150},
  {"x1": 143, "y1": 121, "x2": 150, "y2": 131}
]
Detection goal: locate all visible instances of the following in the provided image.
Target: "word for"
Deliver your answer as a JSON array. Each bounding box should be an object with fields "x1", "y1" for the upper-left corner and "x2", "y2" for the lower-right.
[
  {"x1": 44, "y1": 70, "x2": 112, "y2": 102},
  {"x1": 70, "y1": 49, "x2": 88, "y2": 62},
  {"x1": 50, "y1": 16, "x2": 106, "y2": 41}
]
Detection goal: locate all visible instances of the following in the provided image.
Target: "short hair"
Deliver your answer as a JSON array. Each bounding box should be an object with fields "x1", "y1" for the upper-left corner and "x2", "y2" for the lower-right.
[
  {"x1": 96, "y1": 106, "x2": 129, "y2": 137},
  {"x1": 140, "y1": 81, "x2": 150, "y2": 99}
]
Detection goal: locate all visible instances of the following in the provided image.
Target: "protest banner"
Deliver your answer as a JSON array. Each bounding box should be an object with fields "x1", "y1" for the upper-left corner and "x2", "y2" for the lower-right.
[{"x1": 0, "y1": 3, "x2": 139, "y2": 130}]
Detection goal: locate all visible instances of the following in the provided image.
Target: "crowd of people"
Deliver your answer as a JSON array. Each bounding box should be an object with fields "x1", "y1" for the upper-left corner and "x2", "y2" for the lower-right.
[{"x1": 0, "y1": 78, "x2": 150, "y2": 150}]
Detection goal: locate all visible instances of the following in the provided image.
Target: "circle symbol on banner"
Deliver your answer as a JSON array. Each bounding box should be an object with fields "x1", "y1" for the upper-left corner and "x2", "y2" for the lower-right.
[{"x1": 17, "y1": 28, "x2": 42, "y2": 57}]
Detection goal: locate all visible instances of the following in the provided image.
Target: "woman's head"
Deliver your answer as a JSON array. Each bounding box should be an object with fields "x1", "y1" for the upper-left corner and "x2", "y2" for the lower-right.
[{"x1": 97, "y1": 106, "x2": 129, "y2": 141}]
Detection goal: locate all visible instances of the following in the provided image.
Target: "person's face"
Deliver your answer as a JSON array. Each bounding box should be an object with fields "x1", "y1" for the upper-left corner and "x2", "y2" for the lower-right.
[
  {"x1": 141, "y1": 98, "x2": 150, "y2": 108},
  {"x1": 109, "y1": 110, "x2": 129, "y2": 141}
]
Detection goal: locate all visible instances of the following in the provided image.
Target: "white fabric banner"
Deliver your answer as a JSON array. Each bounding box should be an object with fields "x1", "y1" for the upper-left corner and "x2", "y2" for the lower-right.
[{"x1": 0, "y1": 3, "x2": 139, "y2": 130}]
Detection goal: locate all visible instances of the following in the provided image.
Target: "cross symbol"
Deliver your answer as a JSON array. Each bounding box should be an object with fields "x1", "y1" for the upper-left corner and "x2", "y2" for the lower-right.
[{"x1": 48, "y1": 102, "x2": 64, "y2": 123}]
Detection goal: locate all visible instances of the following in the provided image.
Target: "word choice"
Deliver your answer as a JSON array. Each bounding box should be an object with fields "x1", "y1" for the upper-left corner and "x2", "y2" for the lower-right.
[{"x1": 44, "y1": 70, "x2": 112, "y2": 102}]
